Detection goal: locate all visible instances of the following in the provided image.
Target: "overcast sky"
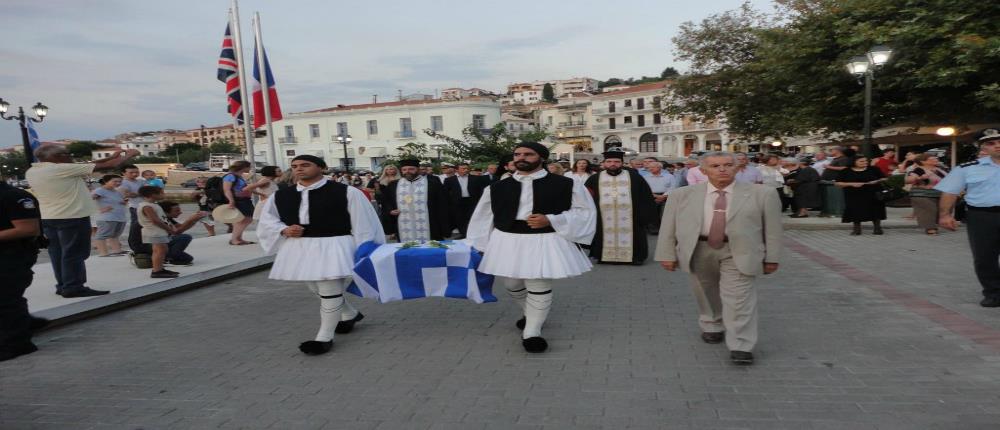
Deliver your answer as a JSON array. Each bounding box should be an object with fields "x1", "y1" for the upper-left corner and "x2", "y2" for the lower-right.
[{"x1": 0, "y1": 0, "x2": 771, "y2": 148}]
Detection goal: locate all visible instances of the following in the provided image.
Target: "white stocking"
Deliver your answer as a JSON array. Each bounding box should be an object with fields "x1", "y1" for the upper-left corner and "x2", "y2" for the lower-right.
[
  {"x1": 502, "y1": 277, "x2": 527, "y2": 314},
  {"x1": 522, "y1": 279, "x2": 552, "y2": 339},
  {"x1": 313, "y1": 279, "x2": 346, "y2": 342},
  {"x1": 340, "y1": 299, "x2": 359, "y2": 321}
]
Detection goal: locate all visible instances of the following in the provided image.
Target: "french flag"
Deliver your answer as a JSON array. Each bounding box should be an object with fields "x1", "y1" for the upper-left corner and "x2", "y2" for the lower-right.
[{"x1": 251, "y1": 41, "x2": 282, "y2": 129}]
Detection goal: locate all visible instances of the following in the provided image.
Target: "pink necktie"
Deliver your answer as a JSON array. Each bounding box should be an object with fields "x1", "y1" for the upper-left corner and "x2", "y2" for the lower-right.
[{"x1": 707, "y1": 190, "x2": 727, "y2": 249}]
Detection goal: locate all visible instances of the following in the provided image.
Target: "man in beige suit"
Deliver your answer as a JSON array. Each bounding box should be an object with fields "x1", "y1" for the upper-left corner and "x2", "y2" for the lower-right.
[{"x1": 655, "y1": 151, "x2": 782, "y2": 365}]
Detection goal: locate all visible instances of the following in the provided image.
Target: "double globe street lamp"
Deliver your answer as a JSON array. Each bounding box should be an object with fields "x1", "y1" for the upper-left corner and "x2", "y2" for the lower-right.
[
  {"x1": 846, "y1": 45, "x2": 893, "y2": 159},
  {"x1": 0, "y1": 99, "x2": 48, "y2": 165}
]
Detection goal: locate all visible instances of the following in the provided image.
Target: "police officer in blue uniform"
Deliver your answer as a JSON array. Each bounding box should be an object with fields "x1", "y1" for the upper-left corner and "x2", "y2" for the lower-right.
[
  {"x1": 0, "y1": 181, "x2": 47, "y2": 361},
  {"x1": 936, "y1": 129, "x2": 1000, "y2": 307}
]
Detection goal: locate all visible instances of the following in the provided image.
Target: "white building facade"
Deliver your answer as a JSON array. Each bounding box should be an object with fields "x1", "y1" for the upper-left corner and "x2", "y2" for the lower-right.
[
  {"x1": 590, "y1": 81, "x2": 730, "y2": 160},
  {"x1": 255, "y1": 97, "x2": 501, "y2": 170}
]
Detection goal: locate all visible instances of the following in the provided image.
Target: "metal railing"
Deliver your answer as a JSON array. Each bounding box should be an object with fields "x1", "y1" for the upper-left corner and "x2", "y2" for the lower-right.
[
  {"x1": 394, "y1": 131, "x2": 415, "y2": 138},
  {"x1": 278, "y1": 137, "x2": 297, "y2": 144},
  {"x1": 557, "y1": 121, "x2": 587, "y2": 128}
]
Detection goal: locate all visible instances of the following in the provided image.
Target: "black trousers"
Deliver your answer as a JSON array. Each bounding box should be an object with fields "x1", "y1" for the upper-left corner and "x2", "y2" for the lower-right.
[
  {"x1": 455, "y1": 197, "x2": 476, "y2": 235},
  {"x1": 966, "y1": 208, "x2": 1000, "y2": 299},
  {"x1": 0, "y1": 251, "x2": 38, "y2": 350},
  {"x1": 127, "y1": 207, "x2": 143, "y2": 252},
  {"x1": 648, "y1": 197, "x2": 666, "y2": 234}
]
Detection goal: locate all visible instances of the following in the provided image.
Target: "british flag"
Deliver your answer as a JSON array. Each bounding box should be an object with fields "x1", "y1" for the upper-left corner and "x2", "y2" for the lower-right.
[{"x1": 217, "y1": 23, "x2": 243, "y2": 125}]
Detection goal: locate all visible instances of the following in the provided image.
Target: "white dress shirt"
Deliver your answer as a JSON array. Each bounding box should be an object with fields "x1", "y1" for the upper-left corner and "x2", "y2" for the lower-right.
[
  {"x1": 456, "y1": 174, "x2": 470, "y2": 197},
  {"x1": 512, "y1": 169, "x2": 548, "y2": 220},
  {"x1": 701, "y1": 182, "x2": 735, "y2": 237},
  {"x1": 295, "y1": 177, "x2": 329, "y2": 224}
]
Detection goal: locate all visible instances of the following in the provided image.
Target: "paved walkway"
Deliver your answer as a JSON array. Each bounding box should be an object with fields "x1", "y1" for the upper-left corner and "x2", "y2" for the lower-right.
[
  {"x1": 26, "y1": 232, "x2": 270, "y2": 322},
  {"x1": 3, "y1": 228, "x2": 1000, "y2": 429}
]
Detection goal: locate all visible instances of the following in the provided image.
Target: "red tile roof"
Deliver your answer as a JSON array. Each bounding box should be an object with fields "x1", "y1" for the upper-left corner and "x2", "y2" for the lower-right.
[
  {"x1": 305, "y1": 96, "x2": 495, "y2": 114},
  {"x1": 593, "y1": 81, "x2": 670, "y2": 98}
]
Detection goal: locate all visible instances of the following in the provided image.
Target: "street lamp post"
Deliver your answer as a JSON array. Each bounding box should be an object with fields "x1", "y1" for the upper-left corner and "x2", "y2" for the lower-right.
[
  {"x1": 846, "y1": 45, "x2": 893, "y2": 159},
  {"x1": 0, "y1": 99, "x2": 48, "y2": 165},
  {"x1": 430, "y1": 144, "x2": 444, "y2": 163},
  {"x1": 336, "y1": 134, "x2": 352, "y2": 173}
]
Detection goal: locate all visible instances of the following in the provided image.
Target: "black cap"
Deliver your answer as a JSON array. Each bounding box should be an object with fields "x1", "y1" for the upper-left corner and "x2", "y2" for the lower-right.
[
  {"x1": 514, "y1": 141, "x2": 550, "y2": 160},
  {"x1": 399, "y1": 159, "x2": 420, "y2": 168},
  {"x1": 291, "y1": 154, "x2": 327, "y2": 169}
]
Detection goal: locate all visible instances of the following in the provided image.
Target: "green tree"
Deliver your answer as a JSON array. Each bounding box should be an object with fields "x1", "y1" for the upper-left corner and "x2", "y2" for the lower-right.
[
  {"x1": 382, "y1": 142, "x2": 430, "y2": 164},
  {"x1": 208, "y1": 140, "x2": 241, "y2": 154},
  {"x1": 66, "y1": 140, "x2": 99, "y2": 159},
  {"x1": 131, "y1": 155, "x2": 168, "y2": 164},
  {"x1": 542, "y1": 83, "x2": 557, "y2": 102},
  {"x1": 159, "y1": 142, "x2": 202, "y2": 157},
  {"x1": 660, "y1": 67, "x2": 680, "y2": 79},
  {"x1": 424, "y1": 123, "x2": 551, "y2": 165},
  {"x1": 663, "y1": 0, "x2": 1000, "y2": 141},
  {"x1": 0, "y1": 152, "x2": 30, "y2": 179}
]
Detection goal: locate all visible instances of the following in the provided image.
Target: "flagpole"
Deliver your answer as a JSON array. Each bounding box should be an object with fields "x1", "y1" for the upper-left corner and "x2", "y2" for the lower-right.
[
  {"x1": 229, "y1": 1, "x2": 257, "y2": 173},
  {"x1": 252, "y1": 12, "x2": 279, "y2": 168}
]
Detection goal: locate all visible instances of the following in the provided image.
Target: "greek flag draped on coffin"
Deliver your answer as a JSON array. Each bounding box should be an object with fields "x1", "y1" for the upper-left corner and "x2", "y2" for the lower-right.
[{"x1": 348, "y1": 241, "x2": 496, "y2": 304}]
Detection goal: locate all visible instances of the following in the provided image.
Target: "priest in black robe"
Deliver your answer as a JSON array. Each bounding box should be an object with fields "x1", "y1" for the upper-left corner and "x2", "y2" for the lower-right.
[
  {"x1": 585, "y1": 149, "x2": 657, "y2": 265},
  {"x1": 379, "y1": 159, "x2": 451, "y2": 241}
]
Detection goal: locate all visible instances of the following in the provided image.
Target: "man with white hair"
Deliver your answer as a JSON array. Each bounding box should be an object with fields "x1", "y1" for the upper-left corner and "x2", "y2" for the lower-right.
[
  {"x1": 25, "y1": 145, "x2": 140, "y2": 298},
  {"x1": 655, "y1": 151, "x2": 783, "y2": 365}
]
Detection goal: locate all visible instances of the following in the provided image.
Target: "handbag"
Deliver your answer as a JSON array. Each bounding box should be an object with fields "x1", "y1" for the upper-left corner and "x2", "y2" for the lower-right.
[{"x1": 875, "y1": 183, "x2": 906, "y2": 202}]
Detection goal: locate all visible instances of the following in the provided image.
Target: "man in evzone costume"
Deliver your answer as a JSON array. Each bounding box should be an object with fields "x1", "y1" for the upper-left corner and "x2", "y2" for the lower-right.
[
  {"x1": 585, "y1": 149, "x2": 657, "y2": 265},
  {"x1": 466, "y1": 142, "x2": 597, "y2": 352},
  {"x1": 258, "y1": 155, "x2": 386, "y2": 355},
  {"x1": 379, "y1": 159, "x2": 451, "y2": 241}
]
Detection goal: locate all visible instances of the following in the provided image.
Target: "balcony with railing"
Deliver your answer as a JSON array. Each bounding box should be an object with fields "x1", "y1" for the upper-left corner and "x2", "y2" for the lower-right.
[
  {"x1": 394, "y1": 131, "x2": 415, "y2": 139},
  {"x1": 652, "y1": 122, "x2": 722, "y2": 133},
  {"x1": 278, "y1": 137, "x2": 298, "y2": 144},
  {"x1": 592, "y1": 107, "x2": 615, "y2": 116},
  {"x1": 557, "y1": 121, "x2": 587, "y2": 128}
]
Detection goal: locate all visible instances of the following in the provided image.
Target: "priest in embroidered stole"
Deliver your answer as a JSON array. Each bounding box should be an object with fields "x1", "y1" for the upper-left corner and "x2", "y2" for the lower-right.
[
  {"x1": 380, "y1": 159, "x2": 451, "y2": 241},
  {"x1": 585, "y1": 149, "x2": 657, "y2": 265}
]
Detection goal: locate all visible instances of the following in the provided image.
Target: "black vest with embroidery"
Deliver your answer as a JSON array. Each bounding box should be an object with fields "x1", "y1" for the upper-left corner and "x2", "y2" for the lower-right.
[
  {"x1": 274, "y1": 181, "x2": 351, "y2": 237},
  {"x1": 490, "y1": 173, "x2": 573, "y2": 234}
]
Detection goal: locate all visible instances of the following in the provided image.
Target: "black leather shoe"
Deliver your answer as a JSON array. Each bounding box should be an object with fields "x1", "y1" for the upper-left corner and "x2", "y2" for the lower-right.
[
  {"x1": 516, "y1": 316, "x2": 526, "y2": 330},
  {"x1": 335, "y1": 313, "x2": 365, "y2": 334},
  {"x1": 730, "y1": 351, "x2": 754, "y2": 365},
  {"x1": 522, "y1": 337, "x2": 548, "y2": 353},
  {"x1": 701, "y1": 332, "x2": 725, "y2": 344},
  {"x1": 980, "y1": 297, "x2": 1000, "y2": 308},
  {"x1": 59, "y1": 287, "x2": 110, "y2": 298},
  {"x1": 0, "y1": 342, "x2": 38, "y2": 362},
  {"x1": 299, "y1": 340, "x2": 333, "y2": 355},
  {"x1": 29, "y1": 316, "x2": 50, "y2": 331}
]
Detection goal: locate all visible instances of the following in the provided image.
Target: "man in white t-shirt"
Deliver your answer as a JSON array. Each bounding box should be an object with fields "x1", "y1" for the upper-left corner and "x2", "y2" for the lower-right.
[{"x1": 25, "y1": 146, "x2": 139, "y2": 298}]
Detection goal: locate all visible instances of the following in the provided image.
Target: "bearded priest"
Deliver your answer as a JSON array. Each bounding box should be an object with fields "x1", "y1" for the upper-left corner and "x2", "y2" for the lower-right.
[{"x1": 585, "y1": 148, "x2": 658, "y2": 265}]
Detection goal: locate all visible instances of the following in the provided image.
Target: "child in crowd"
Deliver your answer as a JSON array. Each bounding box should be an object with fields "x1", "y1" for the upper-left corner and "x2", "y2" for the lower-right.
[
  {"x1": 137, "y1": 186, "x2": 177, "y2": 278},
  {"x1": 192, "y1": 177, "x2": 217, "y2": 236},
  {"x1": 142, "y1": 170, "x2": 165, "y2": 188},
  {"x1": 91, "y1": 174, "x2": 128, "y2": 257},
  {"x1": 156, "y1": 200, "x2": 209, "y2": 266}
]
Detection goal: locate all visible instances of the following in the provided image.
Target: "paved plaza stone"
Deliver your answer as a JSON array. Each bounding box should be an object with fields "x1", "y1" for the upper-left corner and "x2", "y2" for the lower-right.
[{"x1": 3, "y1": 227, "x2": 1000, "y2": 429}]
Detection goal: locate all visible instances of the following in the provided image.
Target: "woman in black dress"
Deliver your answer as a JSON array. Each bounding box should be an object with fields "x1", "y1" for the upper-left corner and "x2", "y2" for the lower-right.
[
  {"x1": 785, "y1": 158, "x2": 821, "y2": 217},
  {"x1": 835, "y1": 156, "x2": 887, "y2": 235}
]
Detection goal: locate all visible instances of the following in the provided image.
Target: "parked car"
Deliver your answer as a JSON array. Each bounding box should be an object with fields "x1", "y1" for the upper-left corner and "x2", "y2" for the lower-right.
[{"x1": 186, "y1": 162, "x2": 209, "y2": 171}]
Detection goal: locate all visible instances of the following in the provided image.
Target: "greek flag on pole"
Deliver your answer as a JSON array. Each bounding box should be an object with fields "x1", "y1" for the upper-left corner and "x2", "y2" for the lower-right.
[
  {"x1": 348, "y1": 241, "x2": 496, "y2": 304},
  {"x1": 25, "y1": 118, "x2": 41, "y2": 162}
]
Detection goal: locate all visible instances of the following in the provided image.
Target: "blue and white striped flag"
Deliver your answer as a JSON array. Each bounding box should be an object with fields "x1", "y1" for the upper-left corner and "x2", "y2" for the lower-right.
[
  {"x1": 25, "y1": 118, "x2": 41, "y2": 161},
  {"x1": 348, "y1": 241, "x2": 496, "y2": 304}
]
